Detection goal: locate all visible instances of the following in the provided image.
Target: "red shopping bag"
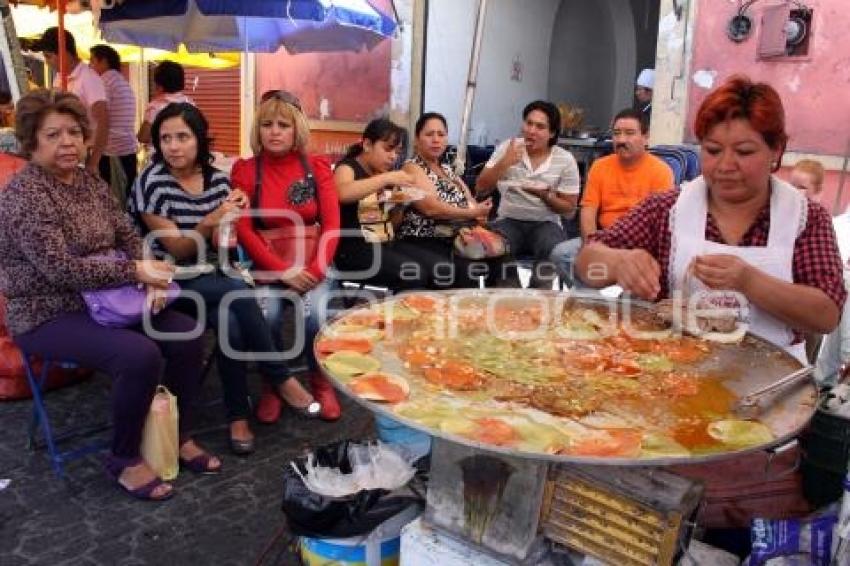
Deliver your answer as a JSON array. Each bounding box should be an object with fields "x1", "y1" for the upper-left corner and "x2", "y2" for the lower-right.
[
  {"x1": 0, "y1": 295, "x2": 92, "y2": 401},
  {"x1": 0, "y1": 153, "x2": 26, "y2": 188}
]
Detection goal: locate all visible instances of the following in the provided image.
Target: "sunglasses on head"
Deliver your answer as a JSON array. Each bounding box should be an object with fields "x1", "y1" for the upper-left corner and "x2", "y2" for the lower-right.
[{"x1": 260, "y1": 90, "x2": 302, "y2": 111}]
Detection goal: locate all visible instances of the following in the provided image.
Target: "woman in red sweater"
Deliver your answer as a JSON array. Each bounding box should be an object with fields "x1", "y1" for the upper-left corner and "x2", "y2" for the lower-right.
[{"x1": 233, "y1": 91, "x2": 341, "y2": 421}]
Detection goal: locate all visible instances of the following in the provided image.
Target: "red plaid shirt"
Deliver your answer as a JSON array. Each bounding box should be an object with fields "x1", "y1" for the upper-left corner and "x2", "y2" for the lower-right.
[{"x1": 589, "y1": 190, "x2": 846, "y2": 316}]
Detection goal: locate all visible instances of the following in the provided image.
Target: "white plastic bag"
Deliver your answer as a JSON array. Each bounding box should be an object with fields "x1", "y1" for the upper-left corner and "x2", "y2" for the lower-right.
[
  {"x1": 140, "y1": 385, "x2": 179, "y2": 481},
  {"x1": 292, "y1": 441, "x2": 415, "y2": 498}
]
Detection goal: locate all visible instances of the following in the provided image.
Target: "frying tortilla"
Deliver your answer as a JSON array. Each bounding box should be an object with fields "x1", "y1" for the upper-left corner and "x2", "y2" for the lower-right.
[
  {"x1": 707, "y1": 419, "x2": 774, "y2": 446},
  {"x1": 322, "y1": 351, "x2": 381, "y2": 377},
  {"x1": 349, "y1": 373, "x2": 410, "y2": 403}
]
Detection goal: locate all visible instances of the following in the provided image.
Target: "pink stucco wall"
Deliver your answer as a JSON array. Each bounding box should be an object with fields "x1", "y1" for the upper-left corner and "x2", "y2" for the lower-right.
[
  {"x1": 687, "y1": 1, "x2": 850, "y2": 155},
  {"x1": 255, "y1": 0, "x2": 393, "y2": 123},
  {"x1": 687, "y1": 0, "x2": 850, "y2": 212}
]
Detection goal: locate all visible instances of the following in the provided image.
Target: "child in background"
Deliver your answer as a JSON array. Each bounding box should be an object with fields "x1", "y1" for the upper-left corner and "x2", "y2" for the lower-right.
[{"x1": 790, "y1": 159, "x2": 825, "y2": 201}]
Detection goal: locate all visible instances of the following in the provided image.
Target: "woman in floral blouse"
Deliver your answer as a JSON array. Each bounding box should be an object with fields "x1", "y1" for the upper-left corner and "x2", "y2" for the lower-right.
[{"x1": 397, "y1": 112, "x2": 501, "y2": 288}]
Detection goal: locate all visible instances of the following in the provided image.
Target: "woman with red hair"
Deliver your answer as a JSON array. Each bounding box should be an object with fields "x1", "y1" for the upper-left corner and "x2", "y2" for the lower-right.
[{"x1": 576, "y1": 75, "x2": 845, "y2": 362}]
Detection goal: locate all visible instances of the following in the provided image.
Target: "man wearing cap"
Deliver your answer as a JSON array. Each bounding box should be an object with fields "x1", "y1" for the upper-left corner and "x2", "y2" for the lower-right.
[
  {"x1": 635, "y1": 68, "x2": 654, "y2": 127},
  {"x1": 37, "y1": 27, "x2": 109, "y2": 177}
]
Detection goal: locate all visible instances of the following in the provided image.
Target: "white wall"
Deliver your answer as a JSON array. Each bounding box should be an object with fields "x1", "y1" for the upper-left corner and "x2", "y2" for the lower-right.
[
  {"x1": 548, "y1": 0, "x2": 636, "y2": 130},
  {"x1": 424, "y1": 0, "x2": 561, "y2": 146}
]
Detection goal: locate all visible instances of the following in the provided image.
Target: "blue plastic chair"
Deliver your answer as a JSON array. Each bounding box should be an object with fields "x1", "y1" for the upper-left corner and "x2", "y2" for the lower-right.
[
  {"x1": 679, "y1": 147, "x2": 701, "y2": 181},
  {"x1": 655, "y1": 144, "x2": 701, "y2": 181},
  {"x1": 463, "y1": 144, "x2": 495, "y2": 191},
  {"x1": 665, "y1": 154, "x2": 686, "y2": 186},
  {"x1": 649, "y1": 147, "x2": 687, "y2": 185},
  {"x1": 20, "y1": 352, "x2": 109, "y2": 479}
]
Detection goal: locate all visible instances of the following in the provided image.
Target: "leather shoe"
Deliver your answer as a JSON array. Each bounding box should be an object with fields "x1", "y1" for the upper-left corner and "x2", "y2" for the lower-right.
[
  {"x1": 256, "y1": 382, "x2": 282, "y2": 424},
  {"x1": 309, "y1": 372, "x2": 341, "y2": 421}
]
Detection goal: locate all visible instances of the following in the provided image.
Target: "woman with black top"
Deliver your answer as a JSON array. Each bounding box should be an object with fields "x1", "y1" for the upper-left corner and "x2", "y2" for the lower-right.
[{"x1": 333, "y1": 118, "x2": 427, "y2": 290}]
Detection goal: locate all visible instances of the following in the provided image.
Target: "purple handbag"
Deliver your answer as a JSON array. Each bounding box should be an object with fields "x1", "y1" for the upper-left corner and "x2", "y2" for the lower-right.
[
  {"x1": 82, "y1": 283, "x2": 180, "y2": 328},
  {"x1": 80, "y1": 252, "x2": 179, "y2": 328}
]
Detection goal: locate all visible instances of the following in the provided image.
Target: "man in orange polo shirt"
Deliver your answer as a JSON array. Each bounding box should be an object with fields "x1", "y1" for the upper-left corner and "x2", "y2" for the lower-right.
[{"x1": 550, "y1": 108, "x2": 673, "y2": 285}]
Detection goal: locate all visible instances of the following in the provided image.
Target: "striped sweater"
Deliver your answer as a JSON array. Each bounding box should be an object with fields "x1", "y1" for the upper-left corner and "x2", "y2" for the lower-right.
[{"x1": 128, "y1": 161, "x2": 231, "y2": 262}]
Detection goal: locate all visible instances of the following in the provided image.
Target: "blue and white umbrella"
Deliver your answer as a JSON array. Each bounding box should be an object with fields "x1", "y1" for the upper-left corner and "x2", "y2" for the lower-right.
[{"x1": 96, "y1": 0, "x2": 397, "y2": 54}]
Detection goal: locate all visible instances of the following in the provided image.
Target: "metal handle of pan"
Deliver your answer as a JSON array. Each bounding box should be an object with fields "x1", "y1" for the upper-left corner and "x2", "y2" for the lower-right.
[
  {"x1": 738, "y1": 365, "x2": 815, "y2": 409},
  {"x1": 763, "y1": 439, "x2": 801, "y2": 479}
]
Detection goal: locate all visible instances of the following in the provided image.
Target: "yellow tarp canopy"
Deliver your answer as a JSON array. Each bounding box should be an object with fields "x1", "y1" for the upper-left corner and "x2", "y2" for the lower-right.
[{"x1": 11, "y1": 5, "x2": 240, "y2": 69}]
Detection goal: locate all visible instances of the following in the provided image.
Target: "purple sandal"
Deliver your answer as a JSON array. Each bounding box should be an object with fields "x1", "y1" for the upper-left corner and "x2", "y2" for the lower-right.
[
  {"x1": 178, "y1": 443, "x2": 222, "y2": 475},
  {"x1": 104, "y1": 455, "x2": 174, "y2": 501}
]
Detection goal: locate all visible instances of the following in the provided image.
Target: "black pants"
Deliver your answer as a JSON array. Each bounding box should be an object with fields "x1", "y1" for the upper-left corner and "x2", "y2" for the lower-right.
[
  {"x1": 334, "y1": 240, "x2": 430, "y2": 291},
  {"x1": 99, "y1": 153, "x2": 138, "y2": 206},
  {"x1": 176, "y1": 271, "x2": 291, "y2": 421},
  {"x1": 392, "y1": 237, "x2": 504, "y2": 289}
]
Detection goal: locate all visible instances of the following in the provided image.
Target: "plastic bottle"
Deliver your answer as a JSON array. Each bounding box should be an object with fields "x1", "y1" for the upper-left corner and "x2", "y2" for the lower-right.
[{"x1": 212, "y1": 223, "x2": 236, "y2": 250}]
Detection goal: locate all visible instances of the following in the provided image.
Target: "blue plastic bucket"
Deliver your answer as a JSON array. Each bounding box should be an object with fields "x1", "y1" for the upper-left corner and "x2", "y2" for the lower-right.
[
  {"x1": 300, "y1": 503, "x2": 422, "y2": 566},
  {"x1": 301, "y1": 536, "x2": 400, "y2": 566},
  {"x1": 375, "y1": 414, "x2": 431, "y2": 461}
]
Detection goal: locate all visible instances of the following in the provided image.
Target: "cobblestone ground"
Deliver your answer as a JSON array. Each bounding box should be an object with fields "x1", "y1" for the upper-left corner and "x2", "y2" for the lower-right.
[{"x1": 0, "y1": 370, "x2": 374, "y2": 566}]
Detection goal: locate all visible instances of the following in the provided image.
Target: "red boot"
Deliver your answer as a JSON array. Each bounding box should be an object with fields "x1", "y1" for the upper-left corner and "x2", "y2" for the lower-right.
[
  {"x1": 310, "y1": 372, "x2": 341, "y2": 421},
  {"x1": 256, "y1": 382, "x2": 282, "y2": 424}
]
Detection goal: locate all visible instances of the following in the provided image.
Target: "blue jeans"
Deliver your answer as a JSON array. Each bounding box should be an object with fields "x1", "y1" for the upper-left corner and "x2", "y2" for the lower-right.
[
  {"x1": 490, "y1": 218, "x2": 566, "y2": 288},
  {"x1": 178, "y1": 271, "x2": 290, "y2": 421},
  {"x1": 549, "y1": 237, "x2": 583, "y2": 287},
  {"x1": 258, "y1": 278, "x2": 336, "y2": 373},
  {"x1": 490, "y1": 218, "x2": 567, "y2": 259}
]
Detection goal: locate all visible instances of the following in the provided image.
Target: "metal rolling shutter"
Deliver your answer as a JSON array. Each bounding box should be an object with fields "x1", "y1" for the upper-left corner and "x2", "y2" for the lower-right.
[{"x1": 183, "y1": 66, "x2": 241, "y2": 156}]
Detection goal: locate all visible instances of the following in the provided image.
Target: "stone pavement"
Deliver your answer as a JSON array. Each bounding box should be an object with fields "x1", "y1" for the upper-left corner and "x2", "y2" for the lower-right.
[{"x1": 0, "y1": 369, "x2": 375, "y2": 565}]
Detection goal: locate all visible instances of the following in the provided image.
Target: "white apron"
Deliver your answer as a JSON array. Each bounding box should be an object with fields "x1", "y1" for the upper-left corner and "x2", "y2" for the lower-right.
[{"x1": 669, "y1": 175, "x2": 808, "y2": 363}]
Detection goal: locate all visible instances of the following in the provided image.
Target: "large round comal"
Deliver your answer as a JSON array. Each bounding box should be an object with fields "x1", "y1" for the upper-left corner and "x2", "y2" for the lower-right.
[{"x1": 316, "y1": 290, "x2": 815, "y2": 466}]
